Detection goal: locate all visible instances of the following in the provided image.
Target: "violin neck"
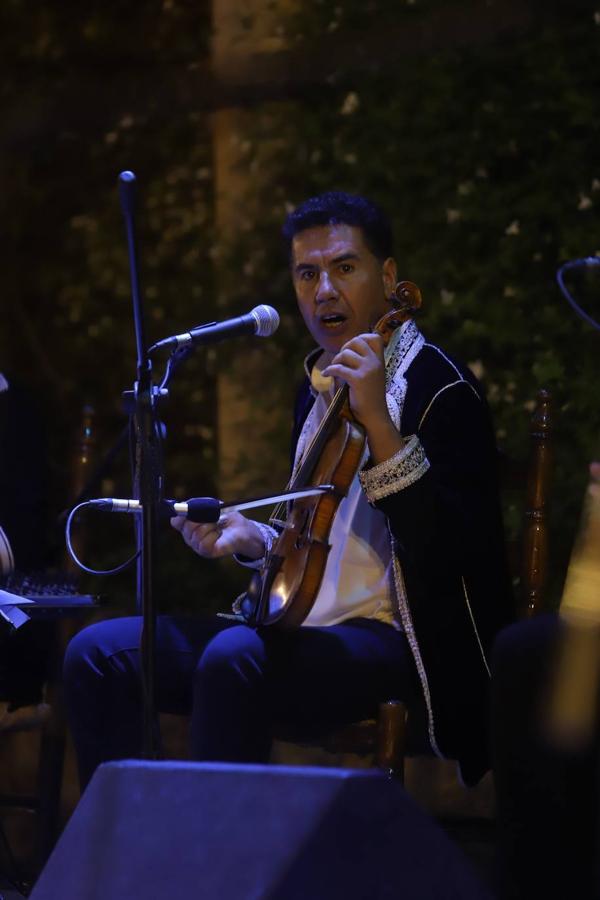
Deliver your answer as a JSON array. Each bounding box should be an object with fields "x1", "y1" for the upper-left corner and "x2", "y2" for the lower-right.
[{"x1": 292, "y1": 385, "x2": 350, "y2": 489}]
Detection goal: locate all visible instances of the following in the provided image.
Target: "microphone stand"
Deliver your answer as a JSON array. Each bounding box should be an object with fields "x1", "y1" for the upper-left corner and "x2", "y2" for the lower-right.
[{"x1": 119, "y1": 171, "x2": 162, "y2": 759}]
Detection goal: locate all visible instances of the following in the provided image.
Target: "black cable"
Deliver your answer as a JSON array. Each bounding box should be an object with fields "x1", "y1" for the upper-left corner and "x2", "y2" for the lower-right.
[{"x1": 65, "y1": 502, "x2": 139, "y2": 575}]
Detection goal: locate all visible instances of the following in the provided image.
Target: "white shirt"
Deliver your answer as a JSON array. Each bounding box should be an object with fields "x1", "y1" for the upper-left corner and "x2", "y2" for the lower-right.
[{"x1": 295, "y1": 354, "x2": 396, "y2": 628}]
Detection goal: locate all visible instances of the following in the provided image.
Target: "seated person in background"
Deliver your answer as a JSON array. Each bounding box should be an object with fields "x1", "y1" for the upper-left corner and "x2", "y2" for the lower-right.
[
  {"x1": 0, "y1": 372, "x2": 49, "y2": 574},
  {"x1": 64, "y1": 191, "x2": 513, "y2": 790},
  {"x1": 0, "y1": 370, "x2": 51, "y2": 730}
]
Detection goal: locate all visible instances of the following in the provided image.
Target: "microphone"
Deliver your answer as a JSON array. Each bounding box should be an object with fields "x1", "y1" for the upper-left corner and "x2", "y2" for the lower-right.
[
  {"x1": 86, "y1": 485, "x2": 335, "y2": 524},
  {"x1": 89, "y1": 497, "x2": 222, "y2": 524},
  {"x1": 149, "y1": 305, "x2": 280, "y2": 352}
]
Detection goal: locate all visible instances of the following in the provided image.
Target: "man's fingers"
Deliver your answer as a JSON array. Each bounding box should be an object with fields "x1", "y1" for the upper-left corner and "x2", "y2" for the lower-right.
[
  {"x1": 189, "y1": 528, "x2": 220, "y2": 556},
  {"x1": 171, "y1": 508, "x2": 258, "y2": 560},
  {"x1": 171, "y1": 517, "x2": 215, "y2": 540},
  {"x1": 324, "y1": 348, "x2": 363, "y2": 372},
  {"x1": 326, "y1": 333, "x2": 384, "y2": 369},
  {"x1": 360, "y1": 332, "x2": 385, "y2": 358},
  {"x1": 347, "y1": 332, "x2": 384, "y2": 352},
  {"x1": 171, "y1": 517, "x2": 223, "y2": 556}
]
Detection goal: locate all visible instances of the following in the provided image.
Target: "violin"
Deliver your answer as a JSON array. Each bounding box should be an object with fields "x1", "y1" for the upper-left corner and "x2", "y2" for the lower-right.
[{"x1": 241, "y1": 281, "x2": 422, "y2": 629}]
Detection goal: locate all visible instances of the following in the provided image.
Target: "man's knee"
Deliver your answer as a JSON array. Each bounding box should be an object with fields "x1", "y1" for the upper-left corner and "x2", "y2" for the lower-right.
[
  {"x1": 195, "y1": 625, "x2": 266, "y2": 685},
  {"x1": 63, "y1": 624, "x2": 100, "y2": 685},
  {"x1": 63, "y1": 617, "x2": 141, "y2": 685}
]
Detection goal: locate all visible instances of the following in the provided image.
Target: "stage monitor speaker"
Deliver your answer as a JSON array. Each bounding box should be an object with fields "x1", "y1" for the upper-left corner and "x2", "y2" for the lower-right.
[{"x1": 31, "y1": 761, "x2": 491, "y2": 899}]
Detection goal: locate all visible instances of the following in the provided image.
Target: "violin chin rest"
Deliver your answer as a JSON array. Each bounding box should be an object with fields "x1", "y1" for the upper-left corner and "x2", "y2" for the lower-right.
[{"x1": 311, "y1": 367, "x2": 334, "y2": 394}]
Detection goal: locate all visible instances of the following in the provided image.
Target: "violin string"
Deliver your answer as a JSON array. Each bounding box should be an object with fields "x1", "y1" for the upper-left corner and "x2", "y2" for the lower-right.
[
  {"x1": 290, "y1": 385, "x2": 347, "y2": 486},
  {"x1": 267, "y1": 384, "x2": 347, "y2": 528}
]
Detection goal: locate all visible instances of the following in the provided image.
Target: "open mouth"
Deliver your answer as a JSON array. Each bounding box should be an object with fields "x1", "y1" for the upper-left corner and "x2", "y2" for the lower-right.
[{"x1": 319, "y1": 313, "x2": 347, "y2": 329}]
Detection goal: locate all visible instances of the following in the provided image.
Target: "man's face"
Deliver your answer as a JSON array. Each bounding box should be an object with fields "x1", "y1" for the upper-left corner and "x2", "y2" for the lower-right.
[{"x1": 291, "y1": 224, "x2": 397, "y2": 354}]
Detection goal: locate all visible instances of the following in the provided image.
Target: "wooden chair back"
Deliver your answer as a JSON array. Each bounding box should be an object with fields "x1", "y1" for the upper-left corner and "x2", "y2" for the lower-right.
[{"x1": 519, "y1": 389, "x2": 552, "y2": 618}]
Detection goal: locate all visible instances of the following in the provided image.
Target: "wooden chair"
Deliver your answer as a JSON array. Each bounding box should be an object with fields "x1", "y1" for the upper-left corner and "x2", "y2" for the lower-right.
[{"x1": 277, "y1": 389, "x2": 553, "y2": 782}]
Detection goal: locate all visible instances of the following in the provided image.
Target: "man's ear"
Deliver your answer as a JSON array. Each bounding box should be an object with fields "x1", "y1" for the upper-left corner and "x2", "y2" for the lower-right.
[{"x1": 382, "y1": 257, "x2": 398, "y2": 297}]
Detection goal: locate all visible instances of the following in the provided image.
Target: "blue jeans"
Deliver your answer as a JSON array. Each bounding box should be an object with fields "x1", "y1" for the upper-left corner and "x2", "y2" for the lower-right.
[{"x1": 64, "y1": 615, "x2": 418, "y2": 789}]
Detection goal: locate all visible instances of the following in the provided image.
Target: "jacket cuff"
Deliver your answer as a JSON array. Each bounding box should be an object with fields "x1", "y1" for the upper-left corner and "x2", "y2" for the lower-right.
[
  {"x1": 233, "y1": 521, "x2": 278, "y2": 569},
  {"x1": 359, "y1": 434, "x2": 430, "y2": 502}
]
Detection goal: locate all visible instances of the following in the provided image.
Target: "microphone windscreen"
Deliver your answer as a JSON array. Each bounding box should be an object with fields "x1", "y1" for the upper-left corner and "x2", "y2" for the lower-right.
[
  {"x1": 251, "y1": 305, "x2": 280, "y2": 337},
  {"x1": 185, "y1": 497, "x2": 222, "y2": 524}
]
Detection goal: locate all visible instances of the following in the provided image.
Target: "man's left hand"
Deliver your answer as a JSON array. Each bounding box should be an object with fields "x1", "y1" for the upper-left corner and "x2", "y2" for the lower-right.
[
  {"x1": 322, "y1": 333, "x2": 389, "y2": 430},
  {"x1": 322, "y1": 332, "x2": 405, "y2": 465}
]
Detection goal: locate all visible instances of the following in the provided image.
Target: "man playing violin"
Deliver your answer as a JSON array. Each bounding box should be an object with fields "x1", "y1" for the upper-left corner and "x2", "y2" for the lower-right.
[{"x1": 65, "y1": 192, "x2": 513, "y2": 789}]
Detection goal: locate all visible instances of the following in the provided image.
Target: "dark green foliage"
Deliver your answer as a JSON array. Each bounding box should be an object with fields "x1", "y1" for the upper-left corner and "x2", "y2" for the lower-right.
[{"x1": 1, "y1": 1, "x2": 599, "y2": 609}]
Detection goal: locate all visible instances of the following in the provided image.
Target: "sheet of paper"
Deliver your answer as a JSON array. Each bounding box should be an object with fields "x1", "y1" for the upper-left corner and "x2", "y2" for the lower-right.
[{"x1": 0, "y1": 589, "x2": 34, "y2": 607}]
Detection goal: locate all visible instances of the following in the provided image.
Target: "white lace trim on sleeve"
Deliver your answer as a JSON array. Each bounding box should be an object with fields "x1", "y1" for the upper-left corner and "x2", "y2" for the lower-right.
[
  {"x1": 233, "y1": 521, "x2": 278, "y2": 570},
  {"x1": 359, "y1": 434, "x2": 430, "y2": 502}
]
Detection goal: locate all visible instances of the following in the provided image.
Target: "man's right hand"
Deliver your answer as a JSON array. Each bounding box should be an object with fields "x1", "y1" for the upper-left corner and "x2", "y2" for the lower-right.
[{"x1": 170, "y1": 509, "x2": 266, "y2": 561}]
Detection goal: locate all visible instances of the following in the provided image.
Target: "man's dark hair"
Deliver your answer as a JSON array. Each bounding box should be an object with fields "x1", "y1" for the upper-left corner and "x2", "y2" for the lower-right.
[{"x1": 282, "y1": 191, "x2": 394, "y2": 262}]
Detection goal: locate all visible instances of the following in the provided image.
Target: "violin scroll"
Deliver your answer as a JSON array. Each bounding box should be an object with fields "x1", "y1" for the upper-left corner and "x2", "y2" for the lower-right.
[
  {"x1": 373, "y1": 280, "x2": 423, "y2": 344},
  {"x1": 391, "y1": 280, "x2": 422, "y2": 313}
]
